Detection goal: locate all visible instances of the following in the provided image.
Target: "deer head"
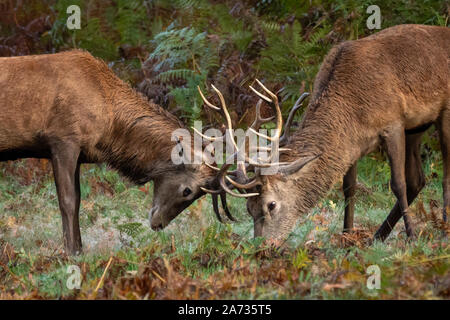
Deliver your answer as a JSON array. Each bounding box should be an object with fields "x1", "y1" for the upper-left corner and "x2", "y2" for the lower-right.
[
  {"x1": 201, "y1": 80, "x2": 318, "y2": 242},
  {"x1": 149, "y1": 161, "x2": 216, "y2": 230},
  {"x1": 149, "y1": 85, "x2": 241, "y2": 229}
]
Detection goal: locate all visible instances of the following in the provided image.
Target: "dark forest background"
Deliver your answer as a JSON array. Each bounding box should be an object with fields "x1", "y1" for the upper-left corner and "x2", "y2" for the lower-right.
[{"x1": 1, "y1": 0, "x2": 448, "y2": 128}]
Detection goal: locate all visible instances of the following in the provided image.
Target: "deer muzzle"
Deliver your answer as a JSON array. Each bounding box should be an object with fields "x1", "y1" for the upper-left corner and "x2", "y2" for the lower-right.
[{"x1": 149, "y1": 205, "x2": 163, "y2": 231}]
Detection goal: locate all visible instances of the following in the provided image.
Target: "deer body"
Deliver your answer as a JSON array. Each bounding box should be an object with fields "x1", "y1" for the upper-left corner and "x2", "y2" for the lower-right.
[
  {"x1": 0, "y1": 50, "x2": 214, "y2": 254},
  {"x1": 0, "y1": 50, "x2": 183, "y2": 171},
  {"x1": 245, "y1": 25, "x2": 449, "y2": 241}
]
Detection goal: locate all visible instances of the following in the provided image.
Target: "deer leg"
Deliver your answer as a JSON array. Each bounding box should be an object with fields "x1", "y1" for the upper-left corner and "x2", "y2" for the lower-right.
[
  {"x1": 437, "y1": 110, "x2": 450, "y2": 223},
  {"x1": 343, "y1": 163, "x2": 357, "y2": 232},
  {"x1": 51, "y1": 142, "x2": 82, "y2": 255},
  {"x1": 381, "y1": 127, "x2": 416, "y2": 239},
  {"x1": 374, "y1": 132, "x2": 425, "y2": 241}
]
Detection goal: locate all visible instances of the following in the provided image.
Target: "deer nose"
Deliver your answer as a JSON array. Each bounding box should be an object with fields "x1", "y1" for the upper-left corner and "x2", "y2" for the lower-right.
[
  {"x1": 149, "y1": 206, "x2": 163, "y2": 231},
  {"x1": 151, "y1": 224, "x2": 162, "y2": 231}
]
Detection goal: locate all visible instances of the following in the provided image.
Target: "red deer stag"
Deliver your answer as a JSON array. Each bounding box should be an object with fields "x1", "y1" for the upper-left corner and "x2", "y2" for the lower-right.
[
  {"x1": 0, "y1": 50, "x2": 221, "y2": 255},
  {"x1": 204, "y1": 24, "x2": 449, "y2": 243}
]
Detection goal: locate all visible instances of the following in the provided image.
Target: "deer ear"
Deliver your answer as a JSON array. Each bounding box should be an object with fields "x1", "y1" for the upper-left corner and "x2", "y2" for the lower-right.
[{"x1": 278, "y1": 154, "x2": 320, "y2": 176}]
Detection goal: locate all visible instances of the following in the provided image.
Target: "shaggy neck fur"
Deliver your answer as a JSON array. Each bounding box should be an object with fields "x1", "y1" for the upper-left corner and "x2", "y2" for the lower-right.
[
  {"x1": 280, "y1": 89, "x2": 366, "y2": 218},
  {"x1": 95, "y1": 70, "x2": 185, "y2": 184}
]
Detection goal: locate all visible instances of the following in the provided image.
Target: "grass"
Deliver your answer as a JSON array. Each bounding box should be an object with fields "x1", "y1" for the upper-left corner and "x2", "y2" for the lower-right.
[{"x1": 0, "y1": 148, "x2": 449, "y2": 299}]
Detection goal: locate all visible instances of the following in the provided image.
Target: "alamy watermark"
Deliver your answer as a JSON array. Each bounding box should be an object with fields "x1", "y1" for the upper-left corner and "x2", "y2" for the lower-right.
[
  {"x1": 66, "y1": 265, "x2": 81, "y2": 289},
  {"x1": 367, "y1": 5, "x2": 381, "y2": 30},
  {"x1": 64, "y1": 3, "x2": 382, "y2": 31},
  {"x1": 66, "y1": 4, "x2": 81, "y2": 30},
  {"x1": 366, "y1": 264, "x2": 381, "y2": 290}
]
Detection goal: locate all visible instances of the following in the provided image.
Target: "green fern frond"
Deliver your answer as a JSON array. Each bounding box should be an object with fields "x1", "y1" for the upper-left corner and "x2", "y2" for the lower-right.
[
  {"x1": 116, "y1": 222, "x2": 144, "y2": 239},
  {"x1": 172, "y1": 0, "x2": 207, "y2": 9},
  {"x1": 156, "y1": 69, "x2": 196, "y2": 82},
  {"x1": 260, "y1": 19, "x2": 283, "y2": 32}
]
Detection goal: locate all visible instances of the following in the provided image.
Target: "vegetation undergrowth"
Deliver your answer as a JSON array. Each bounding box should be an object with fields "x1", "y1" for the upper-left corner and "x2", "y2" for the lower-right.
[{"x1": 0, "y1": 0, "x2": 449, "y2": 299}]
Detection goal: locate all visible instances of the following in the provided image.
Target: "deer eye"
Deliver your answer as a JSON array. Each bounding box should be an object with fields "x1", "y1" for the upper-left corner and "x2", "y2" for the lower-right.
[
  {"x1": 268, "y1": 201, "x2": 276, "y2": 211},
  {"x1": 182, "y1": 187, "x2": 192, "y2": 197}
]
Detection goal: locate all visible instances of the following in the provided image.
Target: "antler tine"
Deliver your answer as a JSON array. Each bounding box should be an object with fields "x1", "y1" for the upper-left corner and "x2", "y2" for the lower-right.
[
  {"x1": 254, "y1": 79, "x2": 275, "y2": 97},
  {"x1": 192, "y1": 127, "x2": 225, "y2": 142},
  {"x1": 249, "y1": 85, "x2": 272, "y2": 103},
  {"x1": 201, "y1": 172, "x2": 238, "y2": 222},
  {"x1": 225, "y1": 175, "x2": 260, "y2": 190},
  {"x1": 219, "y1": 174, "x2": 259, "y2": 198},
  {"x1": 248, "y1": 80, "x2": 283, "y2": 142},
  {"x1": 211, "y1": 192, "x2": 237, "y2": 222},
  {"x1": 196, "y1": 84, "x2": 238, "y2": 148},
  {"x1": 279, "y1": 92, "x2": 310, "y2": 146},
  {"x1": 250, "y1": 99, "x2": 275, "y2": 131},
  {"x1": 206, "y1": 152, "x2": 258, "y2": 197},
  {"x1": 210, "y1": 85, "x2": 231, "y2": 128},
  {"x1": 197, "y1": 86, "x2": 220, "y2": 110},
  {"x1": 210, "y1": 84, "x2": 238, "y2": 151},
  {"x1": 201, "y1": 164, "x2": 259, "y2": 197},
  {"x1": 205, "y1": 162, "x2": 221, "y2": 171},
  {"x1": 248, "y1": 127, "x2": 278, "y2": 141},
  {"x1": 200, "y1": 186, "x2": 222, "y2": 194},
  {"x1": 220, "y1": 193, "x2": 237, "y2": 221},
  {"x1": 254, "y1": 79, "x2": 282, "y2": 138},
  {"x1": 211, "y1": 194, "x2": 223, "y2": 223},
  {"x1": 222, "y1": 160, "x2": 258, "y2": 191},
  {"x1": 195, "y1": 86, "x2": 223, "y2": 141}
]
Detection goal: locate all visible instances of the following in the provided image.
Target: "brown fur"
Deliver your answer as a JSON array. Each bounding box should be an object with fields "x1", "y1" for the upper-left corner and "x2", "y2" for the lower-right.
[
  {"x1": 0, "y1": 50, "x2": 186, "y2": 181},
  {"x1": 247, "y1": 25, "x2": 450, "y2": 241},
  {"x1": 0, "y1": 50, "x2": 215, "y2": 254}
]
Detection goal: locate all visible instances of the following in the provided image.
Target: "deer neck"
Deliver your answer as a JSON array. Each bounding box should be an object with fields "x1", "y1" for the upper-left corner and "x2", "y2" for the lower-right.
[
  {"x1": 282, "y1": 98, "x2": 368, "y2": 216},
  {"x1": 97, "y1": 87, "x2": 184, "y2": 184}
]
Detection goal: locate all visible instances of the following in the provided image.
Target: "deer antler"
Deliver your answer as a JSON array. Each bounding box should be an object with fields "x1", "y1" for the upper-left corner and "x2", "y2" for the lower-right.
[
  {"x1": 196, "y1": 85, "x2": 258, "y2": 223},
  {"x1": 194, "y1": 85, "x2": 238, "y2": 150},
  {"x1": 250, "y1": 100, "x2": 275, "y2": 131},
  {"x1": 198, "y1": 82, "x2": 310, "y2": 206},
  {"x1": 200, "y1": 80, "x2": 282, "y2": 193},
  {"x1": 217, "y1": 83, "x2": 310, "y2": 191},
  {"x1": 248, "y1": 79, "x2": 283, "y2": 142},
  {"x1": 279, "y1": 92, "x2": 309, "y2": 146}
]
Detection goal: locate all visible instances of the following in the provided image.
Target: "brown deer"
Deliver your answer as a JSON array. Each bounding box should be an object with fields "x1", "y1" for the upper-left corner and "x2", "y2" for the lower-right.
[
  {"x1": 0, "y1": 49, "x2": 221, "y2": 255},
  {"x1": 203, "y1": 24, "x2": 449, "y2": 243}
]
